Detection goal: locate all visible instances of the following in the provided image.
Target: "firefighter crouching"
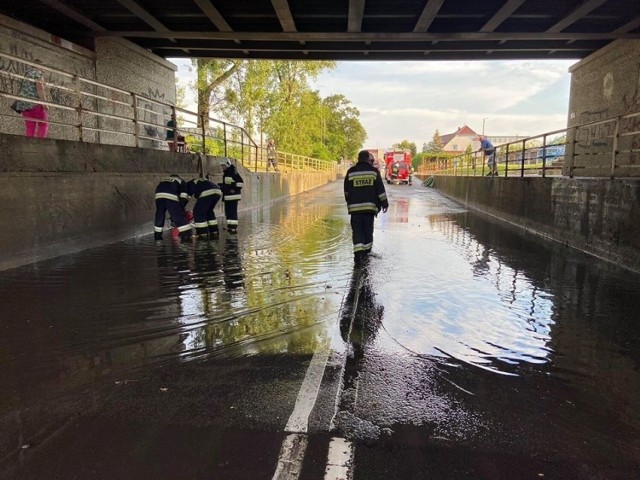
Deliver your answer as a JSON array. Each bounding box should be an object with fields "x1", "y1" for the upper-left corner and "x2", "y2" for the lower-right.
[
  {"x1": 154, "y1": 174, "x2": 192, "y2": 241},
  {"x1": 220, "y1": 159, "x2": 244, "y2": 233},
  {"x1": 187, "y1": 174, "x2": 222, "y2": 239},
  {"x1": 344, "y1": 150, "x2": 389, "y2": 264}
]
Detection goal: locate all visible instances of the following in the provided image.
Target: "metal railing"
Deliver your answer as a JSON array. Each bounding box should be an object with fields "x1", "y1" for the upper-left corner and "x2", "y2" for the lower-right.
[
  {"x1": 417, "y1": 109, "x2": 640, "y2": 179},
  {"x1": 0, "y1": 51, "x2": 337, "y2": 173}
]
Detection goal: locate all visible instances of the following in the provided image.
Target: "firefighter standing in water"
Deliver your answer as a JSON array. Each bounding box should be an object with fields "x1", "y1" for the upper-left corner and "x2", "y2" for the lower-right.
[
  {"x1": 220, "y1": 159, "x2": 244, "y2": 233},
  {"x1": 344, "y1": 150, "x2": 389, "y2": 265},
  {"x1": 153, "y1": 174, "x2": 192, "y2": 241},
  {"x1": 187, "y1": 174, "x2": 223, "y2": 239}
]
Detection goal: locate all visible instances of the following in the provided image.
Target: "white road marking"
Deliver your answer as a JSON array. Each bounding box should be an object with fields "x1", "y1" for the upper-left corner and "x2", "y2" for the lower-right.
[
  {"x1": 272, "y1": 323, "x2": 340, "y2": 479},
  {"x1": 272, "y1": 273, "x2": 360, "y2": 480},
  {"x1": 285, "y1": 346, "x2": 333, "y2": 433},
  {"x1": 324, "y1": 437, "x2": 354, "y2": 480},
  {"x1": 271, "y1": 433, "x2": 308, "y2": 480}
]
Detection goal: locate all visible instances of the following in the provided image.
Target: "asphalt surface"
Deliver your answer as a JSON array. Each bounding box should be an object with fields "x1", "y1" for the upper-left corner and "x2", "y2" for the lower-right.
[{"x1": 1, "y1": 180, "x2": 639, "y2": 479}]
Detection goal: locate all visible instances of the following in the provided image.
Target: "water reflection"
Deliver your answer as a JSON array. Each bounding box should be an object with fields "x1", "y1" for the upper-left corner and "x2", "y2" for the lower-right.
[{"x1": 339, "y1": 265, "x2": 384, "y2": 356}]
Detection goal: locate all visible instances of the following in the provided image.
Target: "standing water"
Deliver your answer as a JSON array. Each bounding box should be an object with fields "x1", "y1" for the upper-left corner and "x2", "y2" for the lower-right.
[{"x1": 1, "y1": 180, "x2": 638, "y2": 478}]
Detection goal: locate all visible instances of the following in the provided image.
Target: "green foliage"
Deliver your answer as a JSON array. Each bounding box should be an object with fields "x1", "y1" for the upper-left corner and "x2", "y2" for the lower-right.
[
  {"x1": 433, "y1": 130, "x2": 443, "y2": 151},
  {"x1": 393, "y1": 140, "x2": 417, "y2": 156},
  {"x1": 189, "y1": 59, "x2": 365, "y2": 162},
  {"x1": 184, "y1": 135, "x2": 225, "y2": 155},
  {"x1": 549, "y1": 134, "x2": 566, "y2": 145},
  {"x1": 424, "y1": 129, "x2": 444, "y2": 153}
]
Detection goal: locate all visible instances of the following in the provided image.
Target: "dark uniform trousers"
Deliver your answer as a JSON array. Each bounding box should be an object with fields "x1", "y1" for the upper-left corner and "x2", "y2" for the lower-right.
[
  {"x1": 155, "y1": 199, "x2": 189, "y2": 234},
  {"x1": 350, "y1": 213, "x2": 375, "y2": 256},
  {"x1": 224, "y1": 200, "x2": 239, "y2": 231},
  {"x1": 193, "y1": 197, "x2": 219, "y2": 236}
]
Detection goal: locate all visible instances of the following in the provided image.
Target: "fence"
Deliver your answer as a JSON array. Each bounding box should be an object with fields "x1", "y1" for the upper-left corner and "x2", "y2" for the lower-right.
[
  {"x1": 0, "y1": 51, "x2": 337, "y2": 174},
  {"x1": 417, "y1": 110, "x2": 640, "y2": 179}
]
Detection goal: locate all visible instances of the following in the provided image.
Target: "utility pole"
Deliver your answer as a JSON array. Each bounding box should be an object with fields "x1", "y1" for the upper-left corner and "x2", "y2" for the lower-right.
[{"x1": 482, "y1": 117, "x2": 488, "y2": 135}]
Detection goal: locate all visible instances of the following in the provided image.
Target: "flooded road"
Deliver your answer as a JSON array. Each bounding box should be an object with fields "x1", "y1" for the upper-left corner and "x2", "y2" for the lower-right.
[{"x1": 1, "y1": 180, "x2": 639, "y2": 479}]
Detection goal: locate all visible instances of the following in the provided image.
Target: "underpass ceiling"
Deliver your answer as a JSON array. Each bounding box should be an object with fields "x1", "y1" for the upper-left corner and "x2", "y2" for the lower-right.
[{"x1": 2, "y1": 0, "x2": 640, "y2": 60}]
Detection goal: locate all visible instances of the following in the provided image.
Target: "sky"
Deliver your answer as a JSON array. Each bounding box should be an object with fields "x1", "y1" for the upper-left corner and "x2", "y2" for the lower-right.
[{"x1": 170, "y1": 58, "x2": 576, "y2": 150}]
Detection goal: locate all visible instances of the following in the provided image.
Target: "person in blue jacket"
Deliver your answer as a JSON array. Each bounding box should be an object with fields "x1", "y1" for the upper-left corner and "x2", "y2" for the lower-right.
[{"x1": 479, "y1": 135, "x2": 497, "y2": 176}]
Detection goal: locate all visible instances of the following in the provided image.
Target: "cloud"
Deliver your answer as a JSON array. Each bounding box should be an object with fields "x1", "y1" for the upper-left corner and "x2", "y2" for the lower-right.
[
  {"x1": 168, "y1": 57, "x2": 577, "y2": 150},
  {"x1": 313, "y1": 59, "x2": 576, "y2": 147}
]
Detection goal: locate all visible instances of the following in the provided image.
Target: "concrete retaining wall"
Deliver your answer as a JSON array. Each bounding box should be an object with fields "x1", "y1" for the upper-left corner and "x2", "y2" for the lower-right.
[
  {"x1": 424, "y1": 175, "x2": 640, "y2": 272},
  {"x1": 566, "y1": 40, "x2": 640, "y2": 176},
  {"x1": 0, "y1": 15, "x2": 177, "y2": 146},
  {"x1": 0, "y1": 134, "x2": 340, "y2": 271}
]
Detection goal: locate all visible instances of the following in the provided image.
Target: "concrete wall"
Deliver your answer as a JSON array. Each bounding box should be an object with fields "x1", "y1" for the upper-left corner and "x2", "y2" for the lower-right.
[
  {"x1": 567, "y1": 40, "x2": 640, "y2": 176},
  {"x1": 0, "y1": 15, "x2": 96, "y2": 140},
  {"x1": 94, "y1": 38, "x2": 177, "y2": 149},
  {"x1": 423, "y1": 175, "x2": 640, "y2": 272},
  {"x1": 0, "y1": 134, "x2": 339, "y2": 271},
  {"x1": 0, "y1": 15, "x2": 177, "y2": 147}
]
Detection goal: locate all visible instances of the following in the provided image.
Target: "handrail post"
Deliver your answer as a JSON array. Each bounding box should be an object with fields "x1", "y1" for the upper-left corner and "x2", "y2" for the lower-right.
[
  {"x1": 223, "y1": 123, "x2": 228, "y2": 157},
  {"x1": 254, "y1": 144, "x2": 258, "y2": 173},
  {"x1": 171, "y1": 106, "x2": 177, "y2": 153},
  {"x1": 610, "y1": 116, "x2": 620, "y2": 178},
  {"x1": 73, "y1": 75, "x2": 84, "y2": 142},
  {"x1": 200, "y1": 115, "x2": 206, "y2": 153},
  {"x1": 541, "y1": 134, "x2": 547, "y2": 178},
  {"x1": 520, "y1": 139, "x2": 526, "y2": 177},
  {"x1": 504, "y1": 144, "x2": 509, "y2": 178},
  {"x1": 569, "y1": 126, "x2": 577, "y2": 178},
  {"x1": 132, "y1": 93, "x2": 139, "y2": 148}
]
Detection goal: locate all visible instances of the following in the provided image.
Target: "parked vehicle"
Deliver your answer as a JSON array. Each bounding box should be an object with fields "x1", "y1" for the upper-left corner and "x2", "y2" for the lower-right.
[{"x1": 385, "y1": 151, "x2": 412, "y2": 185}]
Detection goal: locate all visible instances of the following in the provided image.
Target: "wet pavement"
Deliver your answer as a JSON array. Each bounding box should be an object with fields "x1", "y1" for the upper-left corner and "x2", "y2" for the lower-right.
[{"x1": 1, "y1": 180, "x2": 639, "y2": 479}]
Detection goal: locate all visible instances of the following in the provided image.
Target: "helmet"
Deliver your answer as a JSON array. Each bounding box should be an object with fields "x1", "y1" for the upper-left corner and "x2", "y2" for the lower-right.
[{"x1": 220, "y1": 159, "x2": 231, "y2": 168}]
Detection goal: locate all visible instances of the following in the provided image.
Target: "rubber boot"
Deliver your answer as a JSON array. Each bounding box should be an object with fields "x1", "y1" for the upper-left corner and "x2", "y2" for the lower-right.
[
  {"x1": 154, "y1": 232, "x2": 163, "y2": 241},
  {"x1": 195, "y1": 227, "x2": 209, "y2": 239}
]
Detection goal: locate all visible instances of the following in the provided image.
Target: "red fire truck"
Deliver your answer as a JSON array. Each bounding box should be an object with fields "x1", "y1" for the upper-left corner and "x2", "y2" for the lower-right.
[{"x1": 384, "y1": 150, "x2": 412, "y2": 185}]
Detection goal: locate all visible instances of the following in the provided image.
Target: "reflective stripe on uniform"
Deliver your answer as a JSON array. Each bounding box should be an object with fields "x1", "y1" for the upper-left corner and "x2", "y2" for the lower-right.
[
  {"x1": 227, "y1": 219, "x2": 238, "y2": 226},
  {"x1": 236, "y1": 182, "x2": 244, "y2": 187},
  {"x1": 194, "y1": 221, "x2": 208, "y2": 229},
  {"x1": 224, "y1": 177, "x2": 235, "y2": 184},
  {"x1": 207, "y1": 219, "x2": 218, "y2": 226},
  {"x1": 225, "y1": 194, "x2": 241, "y2": 201},
  {"x1": 155, "y1": 192, "x2": 179, "y2": 201},
  {"x1": 178, "y1": 224, "x2": 192, "y2": 233},
  {"x1": 347, "y1": 202, "x2": 377, "y2": 214},
  {"x1": 348, "y1": 171, "x2": 377, "y2": 180},
  {"x1": 353, "y1": 241, "x2": 373, "y2": 253},
  {"x1": 154, "y1": 226, "x2": 163, "y2": 233},
  {"x1": 201, "y1": 188, "x2": 222, "y2": 197}
]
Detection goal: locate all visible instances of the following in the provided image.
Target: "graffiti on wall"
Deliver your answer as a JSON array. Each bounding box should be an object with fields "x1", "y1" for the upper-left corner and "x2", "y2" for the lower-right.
[
  {"x1": 575, "y1": 109, "x2": 612, "y2": 149},
  {"x1": 621, "y1": 92, "x2": 640, "y2": 163},
  {"x1": 0, "y1": 40, "x2": 95, "y2": 110},
  {"x1": 138, "y1": 86, "x2": 172, "y2": 147}
]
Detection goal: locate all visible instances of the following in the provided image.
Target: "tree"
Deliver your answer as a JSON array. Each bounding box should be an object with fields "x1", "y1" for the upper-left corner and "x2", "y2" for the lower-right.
[
  {"x1": 322, "y1": 94, "x2": 366, "y2": 161},
  {"x1": 424, "y1": 129, "x2": 444, "y2": 153},
  {"x1": 392, "y1": 140, "x2": 417, "y2": 156},
  {"x1": 433, "y1": 130, "x2": 443, "y2": 152},
  {"x1": 190, "y1": 59, "x2": 369, "y2": 161},
  {"x1": 194, "y1": 58, "x2": 241, "y2": 129},
  {"x1": 222, "y1": 60, "x2": 274, "y2": 140}
]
